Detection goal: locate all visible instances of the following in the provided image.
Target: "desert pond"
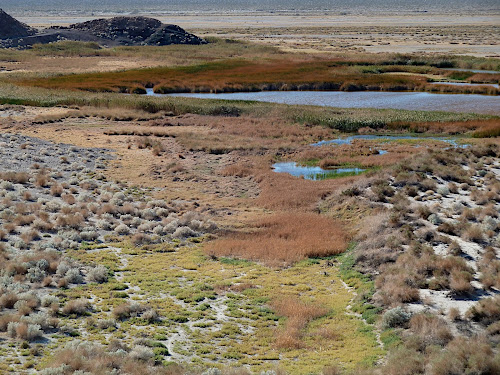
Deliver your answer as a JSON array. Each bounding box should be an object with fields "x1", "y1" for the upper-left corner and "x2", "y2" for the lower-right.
[
  {"x1": 158, "y1": 90, "x2": 500, "y2": 115},
  {"x1": 311, "y1": 134, "x2": 466, "y2": 147},
  {"x1": 272, "y1": 162, "x2": 365, "y2": 180}
]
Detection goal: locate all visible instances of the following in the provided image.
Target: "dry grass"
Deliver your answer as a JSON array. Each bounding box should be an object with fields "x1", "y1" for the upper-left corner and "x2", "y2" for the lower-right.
[
  {"x1": 207, "y1": 213, "x2": 347, "y2": 266},
  {"x1": 272, "y1": 297, "x2": 328, "y2": 349}
]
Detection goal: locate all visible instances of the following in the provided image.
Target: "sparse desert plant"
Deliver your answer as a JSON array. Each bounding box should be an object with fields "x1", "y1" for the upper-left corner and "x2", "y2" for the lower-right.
[
  {"x1": 429, "y1": 337, "x2": 500, "y2": 375},
  {"x1": 50, "y1": 184, "x2": 64, "y2": 197},
  {"x1": 409, "y1": 314, "x2": 453, "y2": 347},
  {"x1": 0, "y1": 292, "x2": 19, "y2": 309},
  {"x1": 131, "y1": 232, "x2": 152, "y2": 245},
  {"x1": 113, "y1": 303, "x2": 144, "y2": 320},
  {"x1": 142, "y1": 308, "x2": 160, "y2": 322},
  {"x1": 62, "y1": 299, "x2": 90, "y2": 316},
  {"x1": 450, "y1": 270, "x2": 473, "y2": 295},
  {"x1": 129, "y1": 345, "x2": 155, "y2": 361},
  {"x1": 87, "y1": 265, "x2": 109, "y2": 284},
  {"x1": 462, "y1": 224, "x2": 484, "y2": 243},
  {"x1": 381, "y1": 307, "x2": 411, "y2": 329},
  {"x1": 448, "y1": 308, "x2": 461, "y2": 321},
  {"x1": 114, "y1": 224, "x2": 130, "y2": 235},
  {"x1": 64, "y1": 268, "x2": 83, "y2": 284},
  {"x1": 172, "y1": 226, "x2": 197, "y2": 239},
  {"x1": 436, "y1": 186, "x2": 450, "y2": 196},
  {"x1": 466, "y1": 295, "x2": 500, "y2": 325},
  {"x1": 35, "y1": 173, "x2": 50, "y2": 188}
]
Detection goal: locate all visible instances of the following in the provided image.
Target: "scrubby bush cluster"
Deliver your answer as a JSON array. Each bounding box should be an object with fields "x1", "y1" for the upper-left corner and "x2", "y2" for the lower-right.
[
  {"x1": 0, "y1": 133, "x2": 216, "y2": 357},
  {"x1": 331, "y1": 143, "x2": 500, "y2": 375}
]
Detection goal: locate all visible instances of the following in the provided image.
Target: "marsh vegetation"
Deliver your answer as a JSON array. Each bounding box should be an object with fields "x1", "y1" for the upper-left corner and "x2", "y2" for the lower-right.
[{"x1": 0, "y1": 32, "x2": 499, "y2": 375}]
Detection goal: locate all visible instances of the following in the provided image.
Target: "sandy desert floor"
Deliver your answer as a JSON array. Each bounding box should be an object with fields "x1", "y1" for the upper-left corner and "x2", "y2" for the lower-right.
[{"x1": 15, "y1": 12, "x2": 500, "y2": 57}]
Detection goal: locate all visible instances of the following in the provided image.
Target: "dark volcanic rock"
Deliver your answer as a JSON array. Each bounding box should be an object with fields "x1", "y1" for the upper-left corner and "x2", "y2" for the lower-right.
[
  {"x1": 68, "y1": 16, "x2": 162, "y2": 42},
  {"x1": 0, "y1": 11, "x2": 206, "y2": 48},
  {"x1": 145, "y1": 24, "x2": 205, "y2": 45},
  {"x1": 66, "y1": 16, "x2": 206, "y2": 46},
  {"x1": 0, "y1": 9, "x2": 36, "y2": 39}
]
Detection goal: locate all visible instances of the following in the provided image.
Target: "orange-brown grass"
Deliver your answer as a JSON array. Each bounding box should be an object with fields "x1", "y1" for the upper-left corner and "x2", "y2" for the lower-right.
[
  {"x1": 472, "y1": 119, "x2": 500, "y2": 138},
  {"x1": 22, "y1": 59, "x2": 427, "y2": 93},
  {"x1": 272, "y1": 297, "x2": 328, "y2": 349},
  {"x1": 207, "y1": 212, "x2": 347, "y2": 266},
  {"x1": 256, "y1": 170, "x2": 349, "y2": 210},
  {"x1": 387, "y1": 118, "x2": 500, "y2": 135},
  {"x1": 220, "y1": 163, "x2": 254, "y2": 177}
]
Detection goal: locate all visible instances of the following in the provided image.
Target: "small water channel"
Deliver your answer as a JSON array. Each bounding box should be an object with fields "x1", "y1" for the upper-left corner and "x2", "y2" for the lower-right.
[
  {"x1": 445, "y1": 68, "x2": 499, "y2": 74},
  {"x1": 310, "y1": 134, "x2": 466, "y2": 147},
  {"x1": 272, "y1": 162, "x2": 365, "y2": 180}
]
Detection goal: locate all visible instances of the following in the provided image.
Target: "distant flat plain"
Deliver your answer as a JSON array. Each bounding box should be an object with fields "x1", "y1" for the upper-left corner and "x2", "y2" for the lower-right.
[{"x1": 10, "y1": 11, "x2": 500, "y2": 57}]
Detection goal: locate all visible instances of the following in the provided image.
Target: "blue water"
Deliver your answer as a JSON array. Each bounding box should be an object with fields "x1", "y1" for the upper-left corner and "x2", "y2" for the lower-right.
[
  {"x1": 272, "y1": 162, "x2": 365, "y2": 180},
  {"x1": 446, "y1": 68, "x2": 500, "y2": 74},
  {"x1": 311, "y1": 134, "x2": 465, "y2": 147},
  {"x1": 161, "y1": 90, "x2": 500, "y2": 115}
]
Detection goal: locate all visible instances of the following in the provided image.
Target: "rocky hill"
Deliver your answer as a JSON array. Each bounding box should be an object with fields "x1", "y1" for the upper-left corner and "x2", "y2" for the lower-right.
[
  {"x1": 0, "y1": 11, "x2": 206, "y2": 48},
  {"x1": 65, "y1": 16, "x2": 205, "y2": 46},
  {"x1": 0, "y1": 9, "x2": 36, "y2": 39}
]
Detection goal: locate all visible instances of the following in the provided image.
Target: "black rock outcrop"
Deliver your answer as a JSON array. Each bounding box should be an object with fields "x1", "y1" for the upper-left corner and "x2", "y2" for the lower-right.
[
  {"x1": 0, "y1": 9, "x2": 36, "y2": 39},
  {"x1": 0, "y1": 11, "x2": 206, "y2": 48}
]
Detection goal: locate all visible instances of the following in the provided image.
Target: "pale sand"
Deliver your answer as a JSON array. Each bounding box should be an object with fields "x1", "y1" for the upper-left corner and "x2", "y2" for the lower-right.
[{"x1": 17, "y1": 13, "x2": 500, "y2": 57}]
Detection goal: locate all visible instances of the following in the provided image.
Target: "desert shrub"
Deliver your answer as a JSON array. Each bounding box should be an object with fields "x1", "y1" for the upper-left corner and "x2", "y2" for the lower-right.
[
  {"x1": 41, "y1": 295, "x2": 59, "y2": 308},
  {"x1": 447, "y1": 241, "x2": 462, "y2": 255},
  {"x1": 35, "y1": 173, "x2": 50, "y2": 188},
  {"x1": 381, "y1": 307, "x2": 411, "y2": 329},
  {"x1": 427, "y1": 214, "x2": 442, "y2": 225},
  {"x1": 0, "y1": 292, "x2": 19, "y2": 309},
  {"x1": 112, "y1": 303, "x2": 144, "y2": 320},
  {"x1": 87, "y1": 265, "x2": 109, "y2": 283},
  {"x1": 114, "y1": 224, "x2": 130, "y2": 235},
  {"x1": 409, "y1": 314, "x2": 453, "y2": 347},
  {"x1": 131, "y1": 232, "x2": 152, "y2": 245},
  {"x1": 375, "y1": 272, "x2": 420, "y2": 305},
  {"x1": 142, "y1": 308, "x2": 160, "y2": 322},
  {"x1": 429, "y1": 337, "x2": 500, "y2": 375},
  {"x1": 416, "y1": 205, "x2": 431, "y2": 219},
  {"x1": 380, "y1": 347, "x2": 425, "y2": 375},
  {"x1": 50, "y1": 184, "x2": 64, "y2": 197},
  {"x1": 172, "y1": 226, "x2": 198, "y2": 239},
  {"x1": 436, "y1": 186, "x2": 450, "y2": 196},
  {"x1": 8, "y1": 322, "x2": 43, "y2": 341},
  {"x1": 448, "y1": 308, "x2": 461, "y2": 321},
  {"x1": 371, "y1": 180, "x2": 395, "y2": 202},
  {"x1": 0, "y1": 172, "x2": 29, "y2": 184},
  {"x1": 462, "y1": 225, "x2": 484, "y2": 243},
  {"x1": 449, "y1": 270, "x2": 473, "y2": 295},
  {"x1": 466, "y1": 295, "x2": 500, "y2": 325},
  {"x1": 27, "y1": 265, "x2": 47, "y2": 283},
  {"x1": 41, "y1": 340, "x2": 184, "y2": 374},
  {"x1": 65, "y1": 268, "x2": 83, "y2": 284},
  {"x1": 437, "y1": 222, "x2": 458, "y2": 236},
  {"x1": 62, "y1": 299, "x2": 90, "y2": 316},
  {"x1": 22, "y1": 311, "x2": 58, "y2": 331}
]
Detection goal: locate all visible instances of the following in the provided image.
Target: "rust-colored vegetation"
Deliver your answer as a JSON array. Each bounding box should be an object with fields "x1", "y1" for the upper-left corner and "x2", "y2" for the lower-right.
[
  {"x1": 22, "y1": 59, "x2": 428, "y2": 93},
  {"x1": 207, "y1": 213, "x2": 347, "y2": 266},
  {"x1": 272, "y1": 297, "x2": 328, "y2": 349}
]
